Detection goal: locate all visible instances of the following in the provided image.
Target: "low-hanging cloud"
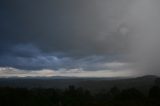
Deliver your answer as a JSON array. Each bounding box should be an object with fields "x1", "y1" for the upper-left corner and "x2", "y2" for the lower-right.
[
  {"x1": 0, "y1": 66, "x2": 134, "y2": 78},
  {"x1": 0, "y1": 44, "x2": 128, "y2": 71}
]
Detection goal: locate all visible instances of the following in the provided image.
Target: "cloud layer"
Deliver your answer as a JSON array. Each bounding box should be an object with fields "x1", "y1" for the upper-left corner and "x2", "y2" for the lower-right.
[
  {"x1": 0, "y1": 0, "x2": 130, "y2": 56},
  {"x1": 0, "y1": 44, "x2": 127, "y2": 70},
  {"x1": 0, "y1": 0, "x2": 134, "y2": 77},
  {"x1": 0, "y1": 66, "x2": 134, "y2": 78},
  {"x1": 2, "y1": 0, "x2": 160, "y2": 77}
]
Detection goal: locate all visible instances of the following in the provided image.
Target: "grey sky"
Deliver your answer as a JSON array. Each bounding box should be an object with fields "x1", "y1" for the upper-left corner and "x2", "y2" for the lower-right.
[{"x1": 1, "y1": 0, "x2": 160, "y2": 77}]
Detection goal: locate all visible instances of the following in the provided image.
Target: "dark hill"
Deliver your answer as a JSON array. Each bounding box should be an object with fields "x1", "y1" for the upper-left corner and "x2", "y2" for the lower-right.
[{"x1": 0, "y1": 75, "x2": 159, "y2": 93}]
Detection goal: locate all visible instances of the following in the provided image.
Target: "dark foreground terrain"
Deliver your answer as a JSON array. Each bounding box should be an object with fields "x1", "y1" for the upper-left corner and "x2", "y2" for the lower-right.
[
  {"x1": 0, "y1": 85, "x2": 160, "y2": 106},
  {"x1": 0, "y1": 75, "x2": 160, "y2": 106}
]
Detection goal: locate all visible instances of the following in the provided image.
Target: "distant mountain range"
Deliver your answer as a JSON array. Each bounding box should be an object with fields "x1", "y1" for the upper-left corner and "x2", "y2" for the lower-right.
[{"x1": 0, "y1": 75, "x2": 159, "y2": 93}]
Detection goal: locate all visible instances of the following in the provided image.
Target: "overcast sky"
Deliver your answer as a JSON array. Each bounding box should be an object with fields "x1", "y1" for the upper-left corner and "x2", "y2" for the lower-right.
[{"x1": 1, "y1": 0, "x2": 160, "y2": 77}]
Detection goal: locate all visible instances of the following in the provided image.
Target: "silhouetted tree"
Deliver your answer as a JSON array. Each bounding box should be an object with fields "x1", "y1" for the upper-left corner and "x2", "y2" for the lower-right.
[
  {"x1": 0, "y1": 85, "x2": 160, "y2": 106},
  {"x1": 149, "y1": 86, "x2": 160, "y2": 99}
]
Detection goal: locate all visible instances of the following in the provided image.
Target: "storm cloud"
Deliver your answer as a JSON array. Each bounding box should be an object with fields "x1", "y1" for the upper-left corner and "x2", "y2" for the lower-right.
[
  {"x1": 0, "y1": 43, "x2": 128, "y2": 71},
  {"x1": 0, "y1": 0, "x2": 130, "y2": 56},
  {"x1": 1, "y1": 0, "x2": 160, "y2": 77},
  {"x1": 0, "y1": 0, "x2": 131, "y2": 76}
]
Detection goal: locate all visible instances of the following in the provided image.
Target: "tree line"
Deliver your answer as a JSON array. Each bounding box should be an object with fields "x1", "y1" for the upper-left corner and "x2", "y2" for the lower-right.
[{"x1": 0, "y1": 85, "x2": 160, "y2": 106}]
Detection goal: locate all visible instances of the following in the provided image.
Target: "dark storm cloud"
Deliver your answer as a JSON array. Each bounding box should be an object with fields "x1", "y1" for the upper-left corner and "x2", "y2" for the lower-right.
[
  {"x1": 0, "y1": 0, "x2": 130, "y2": 55},
  {"x1": 0, "y1": 44, "x2": 68, "y2": 70},
  {"x1": 0, "y1": 0, "x2": 131, "y2": 71},
  {"x1": 0, "y1": 43, "x2": 126, "y2": 70},
  {"x1": 2, "y1": 0, "x2": 160, "y2": 77}
]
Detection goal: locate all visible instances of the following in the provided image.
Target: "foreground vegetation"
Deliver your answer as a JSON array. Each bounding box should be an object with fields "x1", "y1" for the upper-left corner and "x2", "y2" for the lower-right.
[{"x1": 0, "y1": 85, "x2": 160, "y2": 106}]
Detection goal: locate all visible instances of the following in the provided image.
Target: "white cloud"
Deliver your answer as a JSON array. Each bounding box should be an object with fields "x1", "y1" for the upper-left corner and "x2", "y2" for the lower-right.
[{"x1": 0, "y1": 62, "x2": 136, "y2": 78}]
